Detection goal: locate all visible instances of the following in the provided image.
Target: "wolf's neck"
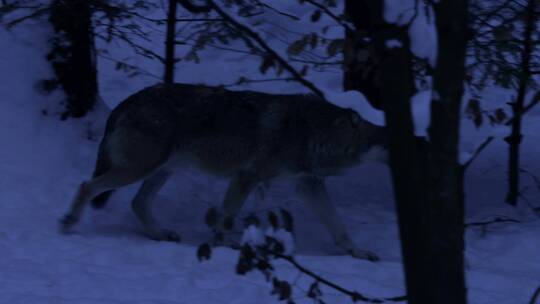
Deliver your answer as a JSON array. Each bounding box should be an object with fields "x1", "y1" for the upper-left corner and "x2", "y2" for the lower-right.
[{"x1": 366, "y1": 124, "x2": 388, "y2": 149}]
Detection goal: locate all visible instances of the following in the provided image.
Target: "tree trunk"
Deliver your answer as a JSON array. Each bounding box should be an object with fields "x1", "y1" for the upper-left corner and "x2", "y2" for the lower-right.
[
  {"x1": 506, "y1": 0, "x2": 536, "y2": 206},
  {"x1": 362, "y1": 1, "x2": 434, "y2": 303},
  {"x1": 428, "y1": 0, "x2": 469, "y2": 303},
  {"x1": 357, "y1": 1, "x2": 469, "y2": 303},
  {"x1": 164, "y1": 0, "x2": 178, "y2": 85},
  {"x1": 343, "y1": 0, "x2": 383, "y2": 109},
  {"x1": 48, "y1": 0, "x2": 97, "y2": 118}
]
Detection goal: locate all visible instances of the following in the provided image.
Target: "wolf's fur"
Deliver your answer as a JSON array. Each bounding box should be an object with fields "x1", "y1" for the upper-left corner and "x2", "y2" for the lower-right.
[{"x1": 60, "y1": 83, "x2": 387, "y2": 260}]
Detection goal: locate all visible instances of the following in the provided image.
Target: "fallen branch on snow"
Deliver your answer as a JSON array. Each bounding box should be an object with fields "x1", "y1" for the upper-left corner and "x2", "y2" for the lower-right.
[{"x1": 465, "y1": 216, "x2": 521, "y2": 228}]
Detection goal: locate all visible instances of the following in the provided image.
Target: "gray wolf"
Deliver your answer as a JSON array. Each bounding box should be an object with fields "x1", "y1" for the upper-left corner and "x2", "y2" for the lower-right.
[{"x1": 60, "y1": 83, "x2": 387, "y2": 261}]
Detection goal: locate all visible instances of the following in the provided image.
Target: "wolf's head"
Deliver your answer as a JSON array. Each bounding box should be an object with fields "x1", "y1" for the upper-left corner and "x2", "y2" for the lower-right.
[{"x1": 303, "y1": 101, "x2": 388, "y2": 174}]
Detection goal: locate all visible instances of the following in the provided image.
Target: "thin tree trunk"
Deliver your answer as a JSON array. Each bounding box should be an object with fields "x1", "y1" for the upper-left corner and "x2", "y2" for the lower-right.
[
  {"x1": 343, "y1": 0, "x2": 383, "y2": 109},
  {"x1": 49, "y1": 0, "x2": 97, "y2": 118},
  {"x1": 428, "y1": 0, "x2": 469, "y2": 302},
  {"x1": 164, "y1": 0, "x2": 178, "y2": 85},
  {"x1": 506, "y1": 0, "x2": 536, "y2": 206},
  {"x1": 363, "y1": 1, "x2": 433, "y2": 302}
]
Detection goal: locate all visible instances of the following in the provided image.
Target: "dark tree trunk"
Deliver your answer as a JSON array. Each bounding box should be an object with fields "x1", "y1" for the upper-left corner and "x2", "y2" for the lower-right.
[
  {"x1": 355, "y1": 1, "x2": 468, "y2": 303},
  {"x1": 361, "y1": 1, "x2": 433, "y2": 303},
  {"x1": 48, "y1": 0, "x2": 97, "y2": 118},
  {"x1": 343, "y1": 0, "x2": 415, "y2": 110},
  {"x1": 164, "y1": 0, "x2": 178, "y2": 85},
  {"x1": 428, "y1": 0, "x2": 469, "y2": 302},
  {"x1": 506, "y1": 0, "x2": 536, "y2": 206}
]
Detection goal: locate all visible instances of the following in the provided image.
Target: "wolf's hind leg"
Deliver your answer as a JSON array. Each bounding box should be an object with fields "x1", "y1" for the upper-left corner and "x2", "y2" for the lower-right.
[
  {"x1": 131, "y1": 170, "x2": 179, "y2": 242},
  {"x1": 60, "y1": 168, "x2": 149, "y2": 233},
  {"x1": 295, "y1": 175, "x2": 379, "y2": 261}
]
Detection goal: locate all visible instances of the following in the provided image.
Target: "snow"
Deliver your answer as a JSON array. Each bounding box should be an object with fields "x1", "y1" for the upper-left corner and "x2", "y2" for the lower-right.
[
  {"x1": 384, "y1": 0, "x2": 437, "y2": 65},
  {"x1": 325, "y1": 90, "x2": 385, "y2": 126},
  {"x1": 385, "y1": 39, "x2": 403, "y2": 49},
  {"x1": 241, "y1": 225, "x2": 265, "y2": 247},
  {"x1": 0, "y1": 4, "x2": 539, "y2": 304}
]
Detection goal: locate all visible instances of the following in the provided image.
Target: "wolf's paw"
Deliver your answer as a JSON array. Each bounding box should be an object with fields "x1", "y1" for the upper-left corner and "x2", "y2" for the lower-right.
[
  {"x1": 59, "y1": 214, "x2": 78, "y2": 234},
  {"x1": 347, "y1": 248, "x2": 379, "y2": 262},
  {"x1": 148, "y1": 229, "x2": 181, "y2": 243}
]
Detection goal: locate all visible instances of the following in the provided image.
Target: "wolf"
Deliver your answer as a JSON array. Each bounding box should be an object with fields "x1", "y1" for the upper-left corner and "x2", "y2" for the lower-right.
[{"x1": 60, "y1": 83, "x2": 387, "y2": 261}]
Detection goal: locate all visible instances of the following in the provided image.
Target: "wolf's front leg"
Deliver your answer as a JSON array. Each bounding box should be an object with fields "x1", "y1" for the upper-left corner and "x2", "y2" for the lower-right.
[
  {"x1": 209, "y1": 172, "x2": 259, "y2": 241},
  {"x1": 295, "y1": 175, "x2": 379, "y2": 262}
]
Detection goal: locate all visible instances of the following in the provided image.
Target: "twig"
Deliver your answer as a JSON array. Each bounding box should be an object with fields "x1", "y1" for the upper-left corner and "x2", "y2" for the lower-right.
[
  {"x1": 520, "y1": 168, "x2": 540, "y2": 190},
  {"x1": 256, "y1": 2, "x2": 300, "y2": 21},
  {"x1": 462, "y1": 91, "x2": 540, "y2": 171},
  {"x1": 465, "y1": 216, "x2": 521, "y2": 228},
  {"x1": 222, "y1": 77, "x2": 296, "y2": 87},
  {"x1": 530, "y1": 285, "x2": 540, "y2": 304},
  {"x1": 176, "y1": 0, "x2": 212, "y2": 13},
  {"x1": 268, "y1": 251, "x2": 407, "y2": 303},
  {"x1": 302, "y1": 0, "x2": 354, "y2": 32},
  {"x1": 462, "y1": 136, "x2": 495, "y2": 170},
  {"x1": 97, "y1": 53, "x2": 161, "y2": 80},
  {"x1": 505, "y1": 91, "x2": 540, "y2": 126},
  {"x1": 5, "y1": 6, "x2": 49, "y2": 28},
  {"x1": 207, "y1": 0, "x2": 325, "y2": 98}
]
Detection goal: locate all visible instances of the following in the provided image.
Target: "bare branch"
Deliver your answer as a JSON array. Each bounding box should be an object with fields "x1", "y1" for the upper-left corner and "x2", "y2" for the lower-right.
[
  {"x1": 5, "y1": 6, "x2": 49, "y2": 28},
  {"x1": 177, "y1": 0, "x2": 212, "y2": 13},
  {"x1": 465, "y1": 216, "x2": 521, "y2": 228},
  {"x1": 302, "y1": 0, "x2": 354, "y2": 32},
  {"x1": 462, "y1": 91, "x2": 540, "y2": 170},
  {"x1": 222, "y1": 77, "x2": 295, "y2": 87},
  {"x1": 176, "y1": 17, "x2": 222, "y2": 22},
  {"x1": 505, "y1": 91, "x2": 540, "y2": 126},
  {"x1": 97, "y1": 53, "x2": 161, "y2": 80},
  {"x1": 207, "y1": 0, "x2": 325, "y2": 98},
  {"x1": 462, "y1": 136, "x2": 495, "y2": 171},
  {"x1": 520, "y1": 168, "x2": 540, "y2": 190},
  {"x1": 531, "y1": 285, "x2": 540, "y2": 304},
  {"x1": 263, "y1": 248, "x2": 407, "y2": 303},
  {"x1": 256, "y1": 1, "x2": 300, "y2": 21}
]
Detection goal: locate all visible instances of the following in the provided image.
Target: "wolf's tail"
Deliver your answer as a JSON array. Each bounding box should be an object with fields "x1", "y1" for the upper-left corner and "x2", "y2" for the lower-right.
[{"x1": 90, "y1": 136, "x2": 115, "y2": 209}]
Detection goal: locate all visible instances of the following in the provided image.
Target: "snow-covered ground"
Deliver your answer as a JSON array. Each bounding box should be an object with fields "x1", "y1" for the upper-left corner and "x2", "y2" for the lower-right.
[{"x1": 0, "y1": 12, "x2": 539, "y2": 304}]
